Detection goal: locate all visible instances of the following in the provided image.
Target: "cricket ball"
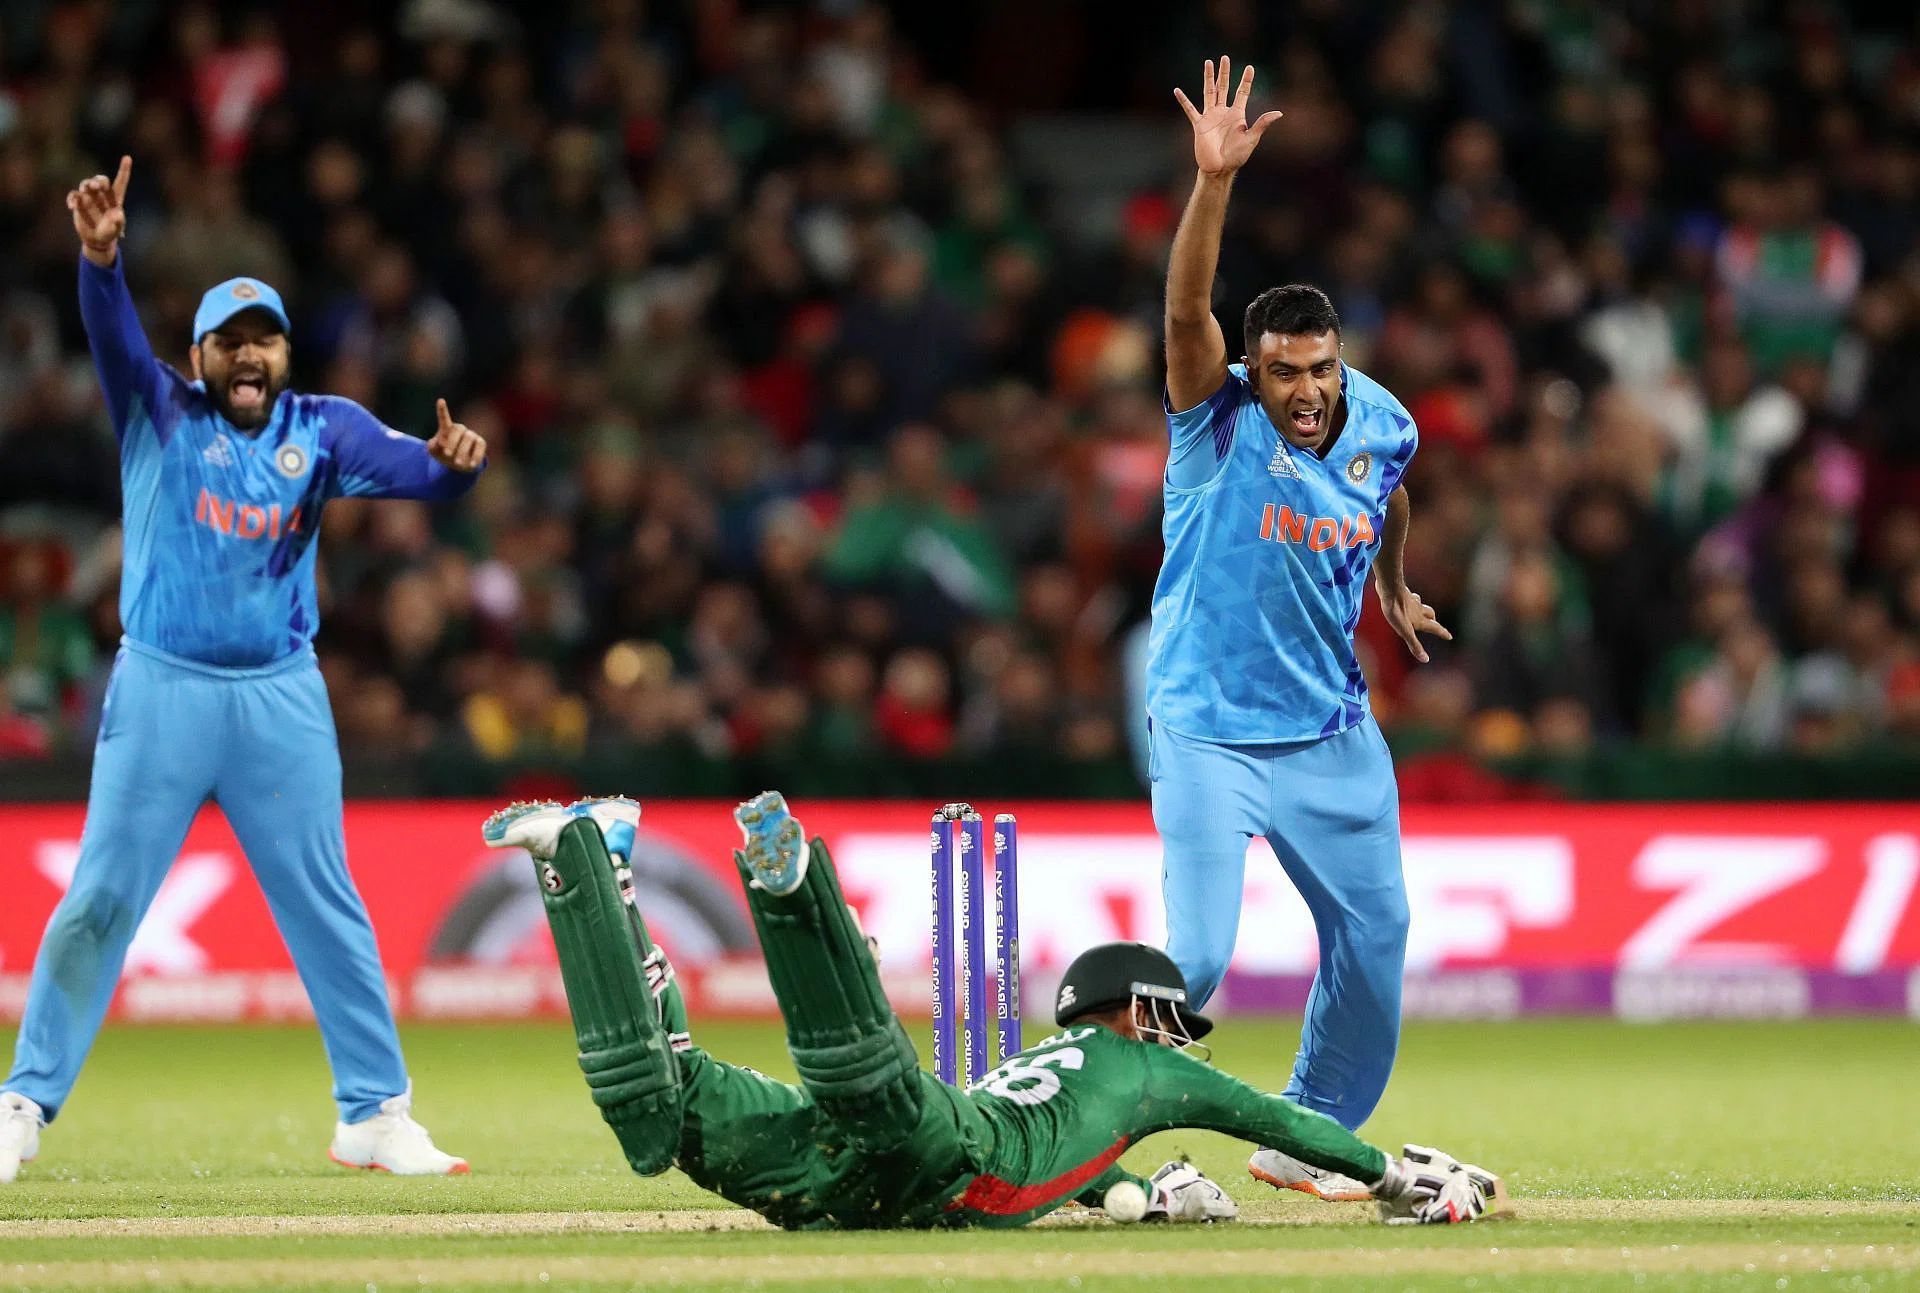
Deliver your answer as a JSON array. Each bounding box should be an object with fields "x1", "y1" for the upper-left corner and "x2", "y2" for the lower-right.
[{"x1": 1102, "y1": 1179, "x2": 1150, "y2": 1223}]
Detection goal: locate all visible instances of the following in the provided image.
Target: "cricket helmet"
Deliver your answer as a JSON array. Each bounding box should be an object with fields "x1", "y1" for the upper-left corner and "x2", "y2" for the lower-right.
[{"x1": 1053, "y1": 941, "x2": 1213, "y2": 1041}]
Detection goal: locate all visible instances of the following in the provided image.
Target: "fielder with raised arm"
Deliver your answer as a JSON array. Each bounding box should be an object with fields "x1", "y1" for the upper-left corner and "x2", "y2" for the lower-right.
[
  {"x1": 0, "y1": 157, "x2": 486, "y2": 1182},
  {"x1": 1149, "y1": 60, "x2": 1452, "y2": 1199},
  {"x1": 482, "y1": 793, "x2": 1506, "y2": 1229}
]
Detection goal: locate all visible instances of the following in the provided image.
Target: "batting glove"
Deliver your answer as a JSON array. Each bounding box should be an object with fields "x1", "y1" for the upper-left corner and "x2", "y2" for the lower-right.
[
  {"x1": 1148, "y1": 1160, "x2": 1240, "y2": 1222},
  {"x1": 1372, "y1": 1144, "x2": 1504, "y2": 1225}
]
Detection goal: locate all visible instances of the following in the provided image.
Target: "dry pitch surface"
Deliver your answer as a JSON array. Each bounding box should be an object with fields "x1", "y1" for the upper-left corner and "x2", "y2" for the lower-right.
[
  {"x1": 4, "y1": 1200, "x2": 1915, "y2": 1291},
  {"x1": 0, "y1": 1019, "x2": 1915, "y2": 1290}
]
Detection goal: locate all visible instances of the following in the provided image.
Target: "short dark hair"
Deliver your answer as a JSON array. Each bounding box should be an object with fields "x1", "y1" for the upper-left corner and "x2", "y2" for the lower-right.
[{"x1": 1243, "y1": 284, "x2": 1341, "y2": 354}]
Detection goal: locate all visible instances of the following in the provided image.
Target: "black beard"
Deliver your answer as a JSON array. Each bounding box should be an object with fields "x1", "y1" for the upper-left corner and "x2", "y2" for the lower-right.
[{"x1": 209, "y1": 375, "x2": 287, "y2": 431}]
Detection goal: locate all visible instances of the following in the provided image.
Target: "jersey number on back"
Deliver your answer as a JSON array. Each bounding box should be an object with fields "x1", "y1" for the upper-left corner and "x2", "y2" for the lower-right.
[{"x1": 972, "y1": 1047, "x2": 1085, "y2": 1106}]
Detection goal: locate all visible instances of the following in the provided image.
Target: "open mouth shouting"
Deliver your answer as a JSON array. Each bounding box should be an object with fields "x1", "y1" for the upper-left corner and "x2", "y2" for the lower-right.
[
  {"x1": 228, "y1": 368, "x2": 270, "y2": 414},
  {"x1": 1288, "y1": 405, "x2": 1324, "y2": 439}
]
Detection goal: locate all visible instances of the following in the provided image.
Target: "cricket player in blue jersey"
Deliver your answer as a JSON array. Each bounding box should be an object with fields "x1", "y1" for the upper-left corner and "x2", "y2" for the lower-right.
[
  {"x1": 0, "y1": 158, "x2": 485, "y2": 1182},
  {"x1": 1150, "y1": 61, "x2": 1453, "y2": 1201}
]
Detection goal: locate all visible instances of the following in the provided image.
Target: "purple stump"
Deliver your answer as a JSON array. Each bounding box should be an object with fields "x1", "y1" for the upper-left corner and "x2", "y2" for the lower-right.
[
  {"x1": 960, "y1": 811, "x2": 991, "y2": 1084},
  {"x1": 993, "y1": 813, "x2": 1021, "y2": 1063},
  {"x1": 930, "y1": 810, "x2": 958, "y2": 1085}
]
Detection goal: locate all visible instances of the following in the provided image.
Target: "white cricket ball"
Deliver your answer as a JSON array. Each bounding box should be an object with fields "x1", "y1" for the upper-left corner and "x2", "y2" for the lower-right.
[{"x1": 1102, "y1": 1180, "x2": 1149, "y2": 1223}]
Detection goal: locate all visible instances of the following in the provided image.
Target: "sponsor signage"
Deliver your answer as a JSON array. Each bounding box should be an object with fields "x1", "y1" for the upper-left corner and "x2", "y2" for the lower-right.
[{"x1": 0, "y1": 802, "x2": 1914, "y2": 1021}]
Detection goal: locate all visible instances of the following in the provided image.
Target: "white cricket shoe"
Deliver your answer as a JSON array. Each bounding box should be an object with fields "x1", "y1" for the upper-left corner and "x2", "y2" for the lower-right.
[
  {"x1": 0, "y1": 1093, "x2": 43, "y2": 1184},
  {"x1": 1248, "y1": 1147, "x2": 1375, "y2": 1202},
  {"x1": 482, "y1": 796, "x2": 640, "y2": 861},
  {"x1": 328, "y1": 1091, "x2": 469, "y2": 1176}
]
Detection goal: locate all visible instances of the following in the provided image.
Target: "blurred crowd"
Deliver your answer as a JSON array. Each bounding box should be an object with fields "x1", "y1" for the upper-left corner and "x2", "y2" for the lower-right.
[{"x1": 2, "y1": 0, "x2": 1919, "y2": 781}]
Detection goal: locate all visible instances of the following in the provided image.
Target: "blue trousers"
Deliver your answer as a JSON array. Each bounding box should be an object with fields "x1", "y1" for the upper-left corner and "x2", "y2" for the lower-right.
[
  {"x1": 5, "y1": 640, "x2": 407, "y2": 1123},
  {"x1": 1151, "y1": 716, "x2": 1407, "y2": 1130}
]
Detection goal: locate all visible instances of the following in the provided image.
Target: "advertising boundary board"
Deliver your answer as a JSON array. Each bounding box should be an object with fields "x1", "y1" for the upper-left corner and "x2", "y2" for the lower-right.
[{"x1": 0, "y1": 801, "x2": 1915, "y2": 1021}]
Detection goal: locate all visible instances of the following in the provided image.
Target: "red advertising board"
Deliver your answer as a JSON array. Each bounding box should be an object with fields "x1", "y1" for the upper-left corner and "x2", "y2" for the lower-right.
[{"x1": 0, "y1": 801, "x2": 1916, "y2": 1021}]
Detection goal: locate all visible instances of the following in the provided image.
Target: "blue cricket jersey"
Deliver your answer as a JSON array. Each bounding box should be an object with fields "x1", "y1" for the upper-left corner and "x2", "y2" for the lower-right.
[
  {"x1": 80, "y1": 254, "x2": 480, "y2": 667},
  {"x1": 1146, "y1": 362, "x2": 1417, "y2": 743}
]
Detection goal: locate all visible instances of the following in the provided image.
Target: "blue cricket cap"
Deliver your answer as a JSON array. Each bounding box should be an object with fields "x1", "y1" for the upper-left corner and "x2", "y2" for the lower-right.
[{"x1": 192, "y1": 277, "x2": 291, "y2": 343}]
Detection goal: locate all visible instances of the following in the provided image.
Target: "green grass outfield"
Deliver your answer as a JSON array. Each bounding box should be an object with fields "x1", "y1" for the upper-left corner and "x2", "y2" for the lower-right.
[{"x1": 1, "y1": 1018, "x2": 1915, "y2": 1290}]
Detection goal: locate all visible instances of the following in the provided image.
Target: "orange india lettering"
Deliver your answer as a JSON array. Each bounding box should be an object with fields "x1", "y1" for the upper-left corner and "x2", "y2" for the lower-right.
[{"x1": 196, "y1": 490, "x2": 303, "y2": 540}]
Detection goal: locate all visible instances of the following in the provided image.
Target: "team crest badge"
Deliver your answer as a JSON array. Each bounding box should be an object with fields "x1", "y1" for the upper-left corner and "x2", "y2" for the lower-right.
[
  {"x1": 1346, "y1": 452, "x2": 1372, "y2": 485},
  {"x1": 275, "y1": 443, "x2": 308, "y2": 479},
  {"x1": 232, "y1": 281, "x2": 260, "y2": 301}
]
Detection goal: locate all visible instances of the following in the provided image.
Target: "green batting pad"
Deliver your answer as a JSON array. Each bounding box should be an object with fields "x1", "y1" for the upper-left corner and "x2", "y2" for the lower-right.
[
  {"x1": 605, "y1": 841, "x2": 693, "y2": 1053},
  {"x1": 540, "y1": 818, "x2": 683, "y2": 1176},
  {"x1": 736, "y1": 837, "x2": 925, "y2": 1151}
]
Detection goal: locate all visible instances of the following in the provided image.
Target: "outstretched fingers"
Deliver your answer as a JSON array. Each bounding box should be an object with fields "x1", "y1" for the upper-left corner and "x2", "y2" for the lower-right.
[
  {"x1": 1231, "y1": 64, "x2": 1255, "y2": 114},
  {"x1": 1173, "y1": 86, "x2": 1201, "y2": 124},
  {"x1": 111, "y1": 155, "x2": 132, "y2": 204}
]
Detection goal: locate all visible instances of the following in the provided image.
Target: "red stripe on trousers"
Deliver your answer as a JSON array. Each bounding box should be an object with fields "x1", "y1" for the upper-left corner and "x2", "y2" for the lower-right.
[{"x1": 948, "y1": 1136, "x2": 1132, "y2": 1216}]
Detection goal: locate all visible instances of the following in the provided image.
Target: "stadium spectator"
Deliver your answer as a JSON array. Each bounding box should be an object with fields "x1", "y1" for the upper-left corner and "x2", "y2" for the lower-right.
[
  {"x1": 0, "y1": 681, "x2": 52, "y2": 760},
  {"x1": 824, "y1": 423, "x2": 1015, "y2": 628},
  {"x1": 1, "y1": 0, "x2": 1917, "y2": 794},
  {"x1": 0, "y1": 545, "x2": 92, "y2": 726}
]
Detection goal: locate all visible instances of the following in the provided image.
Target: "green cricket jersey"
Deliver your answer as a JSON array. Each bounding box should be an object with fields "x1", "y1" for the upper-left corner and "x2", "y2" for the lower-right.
[{"x1": 913, "y1": 1022, "x2": 1389, "y2": 1228}]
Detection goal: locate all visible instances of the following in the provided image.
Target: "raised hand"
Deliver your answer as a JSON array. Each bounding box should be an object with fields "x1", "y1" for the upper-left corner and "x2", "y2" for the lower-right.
[
  {"x1": 1174, "y1": 58, "x2": 1283, "y2": 177},
  {"x1": 427, "y1": 398, "x2": 487, "y2": 472},
  {"x1": 68, "y1": 155, "x2": 132, "y2": 266}
]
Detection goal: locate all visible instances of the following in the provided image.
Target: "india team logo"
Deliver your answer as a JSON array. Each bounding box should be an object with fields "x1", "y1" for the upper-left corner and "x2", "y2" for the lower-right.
[
  {"x1": 1346, "y1": 451, "x2": 1373, "y2": 484},
  {"x1": 232, "y1": 281, "x2": 260, "y2": 301},
  {"x1": 275, "y1": 443, "x2": 308, "y2": 479}
]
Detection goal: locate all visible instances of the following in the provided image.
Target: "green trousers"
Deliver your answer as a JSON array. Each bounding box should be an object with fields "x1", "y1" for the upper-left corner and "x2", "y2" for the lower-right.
[{"x1": 540, "y1": 821, "x2": 991, "y2": 1230}]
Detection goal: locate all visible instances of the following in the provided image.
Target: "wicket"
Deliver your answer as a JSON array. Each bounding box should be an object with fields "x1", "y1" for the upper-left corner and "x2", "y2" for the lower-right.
[{"x1": 929, "y1": 803, "x2": 1021, "y2": 1085}]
